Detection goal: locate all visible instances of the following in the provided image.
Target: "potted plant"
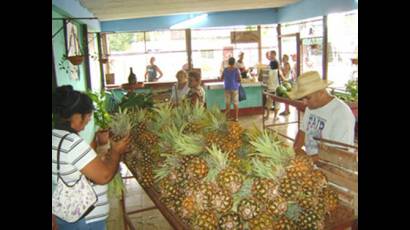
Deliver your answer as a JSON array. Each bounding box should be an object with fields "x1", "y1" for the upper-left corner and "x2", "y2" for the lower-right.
[{"x1": 86, "y1": 90, "x2": 112, "y2": 145}]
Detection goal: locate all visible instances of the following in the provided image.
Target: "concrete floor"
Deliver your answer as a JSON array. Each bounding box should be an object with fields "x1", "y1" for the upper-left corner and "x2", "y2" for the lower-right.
[{"x1": 117, "y1": 105, "x2": 301, "y2": 230}]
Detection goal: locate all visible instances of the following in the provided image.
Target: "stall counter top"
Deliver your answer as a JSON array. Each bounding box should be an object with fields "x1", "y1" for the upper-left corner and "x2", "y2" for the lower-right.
[{"x1": 204, "y1": 81, "x2": 261, "y2": 90}]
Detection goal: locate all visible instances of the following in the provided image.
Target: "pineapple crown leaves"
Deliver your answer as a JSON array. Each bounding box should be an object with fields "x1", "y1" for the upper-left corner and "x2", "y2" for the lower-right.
[
  {"x1": 232, "y1": 178, "x2": 254, "y2": 211},
  {"x1": 152, "y1": 103, "x2": 173, "y2": 130},
  {"x1": 153, "y1": 154, "x2": 178, "y2": 183},
  {"x1": 206, "y1": 144, "x2": 229, "y2": 171},
  {"x1": 245, "y1": 124, "x2": 263, "y2": 142},
  {"x1": 109, "y1": 108, "x2": 134, "y2": 136},
  {"x1": 204, "y1": 144, "x2": 228, "y2": 182},
  {"x1": 285, "y1": 202, "x2": 303, "y2": 221},
  {"x1": 130, "y1": 107, "x2": 147, "y2": 124},
  {"x1": 168, "y1": 124, "x2": 205, "y2": 156},
  {"x1": 203, "y1": 105, "x2": 227, "y2": 132},
  {"x1": 251, "y1": 158, "x2": 284, "y2": 181},
  {"x1": 249, "y1": 131, "x2": 293, "y2": 165}
]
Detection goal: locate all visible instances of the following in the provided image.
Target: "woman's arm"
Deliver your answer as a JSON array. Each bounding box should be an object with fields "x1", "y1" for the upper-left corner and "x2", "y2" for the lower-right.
[
  {"x1": 156, "y1": 66, "x2": 164, "y2": 78},
  {"x1": 237, "y1": 69, "x2": 241, "y2": 83},
  {"x1": 81, "y1": 135, "x2": 131, "y2": 185}
]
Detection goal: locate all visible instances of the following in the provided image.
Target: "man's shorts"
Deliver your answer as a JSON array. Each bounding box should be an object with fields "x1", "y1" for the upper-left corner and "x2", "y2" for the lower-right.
[{"x1": 224, "y1": 90, "x2": 239, "y2": 105}]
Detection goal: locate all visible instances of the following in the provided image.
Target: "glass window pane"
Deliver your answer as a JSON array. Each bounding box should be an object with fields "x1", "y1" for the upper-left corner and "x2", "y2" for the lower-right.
[
  {"x1": 145, "y1": 30, "x2": 186, "y2": 52},
  {"x1": 107, "y1": 32, "x2": 145, "y2": 54},
  {"x1": 327, "y1": 10, "x2": 358, "y2": 88}
]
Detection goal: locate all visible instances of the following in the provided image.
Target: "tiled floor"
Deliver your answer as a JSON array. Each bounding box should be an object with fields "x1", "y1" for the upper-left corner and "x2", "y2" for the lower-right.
[{"x1": 116, "y1": 105, "x2": 301, "y2": 230}]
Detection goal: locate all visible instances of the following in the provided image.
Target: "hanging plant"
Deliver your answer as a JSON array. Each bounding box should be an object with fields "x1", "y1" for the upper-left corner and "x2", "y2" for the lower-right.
[{"x1": 57, "y1": 54, "x2": 78, "y2": 75}]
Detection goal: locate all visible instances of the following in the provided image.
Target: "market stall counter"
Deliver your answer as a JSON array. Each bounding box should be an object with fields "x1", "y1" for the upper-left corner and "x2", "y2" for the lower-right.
[{"x1": 204, "y1": 81, "x2": 263, "y2": 115}]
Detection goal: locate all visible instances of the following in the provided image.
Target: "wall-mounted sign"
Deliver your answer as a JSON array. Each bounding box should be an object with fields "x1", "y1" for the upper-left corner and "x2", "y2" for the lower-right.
[{"x1": 230, "y1": 31, "x2": 259, "y2": 44}]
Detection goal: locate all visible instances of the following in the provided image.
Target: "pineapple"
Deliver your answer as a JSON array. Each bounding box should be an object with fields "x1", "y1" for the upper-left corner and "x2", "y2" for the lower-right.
[
  {"x1": 217, "y1": 167, "x2": 243, "y2": 194},
  {"x1": 159, "y1": 178, "x2": 180, "y2": 199},
  {"x1": 205, "y1": 145, "x2": 243, "y2": 194},
  {"x1": 274, "y1": 216, "x2": 298, "y2": 230},
  {"x1": 251, "y1": 177, "x2": 280, "y2": 203},
  {"x1": 109, "y1": 109, "x2": 133, "y2": 141},
  {"x1": 251, "y1": 158, "x2": 283, "y2": 202},
  {"x1": 279, "y1": 176, "x2": 302, "y2": 201},
  {"x1": 211, "y1": 188, "x2": 233, "y2": 213},
  {"x1": 192, "y1": 211, "x2": 218, "y2": 230},
  {"x1": 298, "y1": 195, "x2": 319, "y2": 211},
  {"x1": 182, "y1": 101, "x2": 208, "y2": 134},
  {"x1": 218, "y1": 212, "x2": 243, "y2": 230},
  {"x1": 266, "y1": 195, "x2": 288, "y2": 217},
  {"x1": 193, "y1": 182, "x2": 216, "y2": 211},
  {"x1": 286, "y1": 155, "x2": 314, "y2": 181},
  {"x1": 248, "y1": 213, "x2": 275, "y2": 230},
  {"x1": 186, "y1": 157, "x2": 209, "y2": 181},
  {"x1": 311, "y1": 169, "x2": 328, "y2": 190},
  {"x1": 178, "y1": 195, "x2": 197, "y2": 220},
  {"x1": 320, "y1": 187, "x2": 339, "y2": 214},
  {"x1": 297, "y1": 209, "x2": 325, "y2": 230},
  {"x1": 237, "y1": 198, "x2": 261, "y2": 221}
]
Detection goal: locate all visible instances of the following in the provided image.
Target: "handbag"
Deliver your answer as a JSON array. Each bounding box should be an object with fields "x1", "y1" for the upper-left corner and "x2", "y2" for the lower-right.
[
  {"x1": 238, "y1": 84, "x2": 247, "y2": 102},
  {"x1": 52, "y1": 133, "x2": 97, "y2": 223}
]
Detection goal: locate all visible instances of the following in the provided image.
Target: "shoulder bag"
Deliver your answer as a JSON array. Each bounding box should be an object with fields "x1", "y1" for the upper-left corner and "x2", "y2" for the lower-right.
[{"x1": 52, "y1": 133, "x2": 97, "y2": 223}]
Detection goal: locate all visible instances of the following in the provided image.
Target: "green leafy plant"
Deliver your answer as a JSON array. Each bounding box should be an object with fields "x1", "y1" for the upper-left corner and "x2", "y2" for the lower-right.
[
  {"x1": 116, "y1": 92, "x2": 154, "y2": 112},
  {"x1": 86, "y1": 90, "x2": 112, "y2": 130},
  {"x1": 333, "y1": 79, "x2": 358, "y2": 103}
]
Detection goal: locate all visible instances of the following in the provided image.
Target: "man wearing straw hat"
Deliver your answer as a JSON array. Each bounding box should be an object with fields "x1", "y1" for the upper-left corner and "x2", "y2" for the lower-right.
[{"x1": 289, "y1": 71, "x2": 355, "y2": 156}]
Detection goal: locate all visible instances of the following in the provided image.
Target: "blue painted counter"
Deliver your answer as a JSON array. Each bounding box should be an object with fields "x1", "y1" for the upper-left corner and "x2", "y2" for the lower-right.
[{"x1": 204, "y1": 82, "x2": 263, "y2": 109}]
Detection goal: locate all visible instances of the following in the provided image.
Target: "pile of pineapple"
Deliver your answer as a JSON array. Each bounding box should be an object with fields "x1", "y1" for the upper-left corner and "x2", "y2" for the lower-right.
[{"x1": 110, "y1": 102, "x2": 340, "y2": 230}]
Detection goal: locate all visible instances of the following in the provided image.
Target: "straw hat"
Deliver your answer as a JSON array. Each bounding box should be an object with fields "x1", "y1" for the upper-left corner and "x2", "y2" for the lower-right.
[{"x1": 288, "y1": 71, "x2": 333, "y2": 100}]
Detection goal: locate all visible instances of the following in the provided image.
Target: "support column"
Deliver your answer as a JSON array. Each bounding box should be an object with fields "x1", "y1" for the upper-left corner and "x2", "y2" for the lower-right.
[
  {"x1": 82, "y1": 24, "x2": 92, "y2": 90},
  {"x1": 296, "y1": 33, "x2": 301, "y2": 77},
  {"x1": 277, "y1": 24, "x2": 282, "y2": 63},
  {"x1": 185, "y1": 29, "x2": 192, "y2": 70},
  {"x1": 257, "y1": 25, "x2": 262, "y2": 64},
  {"x1": 96, "y1": 33, "x2": 106, "y2": 90},
  {"x1": 322, "y1": 15, "x2": 328, "y2": 80}
]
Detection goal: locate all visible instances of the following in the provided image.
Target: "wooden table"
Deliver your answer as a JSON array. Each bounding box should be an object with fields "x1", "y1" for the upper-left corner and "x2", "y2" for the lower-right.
[
  {"x1": 122, "y1": 163, "x2": 191, "y2": 230},
  {"x1": 263, "y1": 92, "x2": 306, "y2": 130}
]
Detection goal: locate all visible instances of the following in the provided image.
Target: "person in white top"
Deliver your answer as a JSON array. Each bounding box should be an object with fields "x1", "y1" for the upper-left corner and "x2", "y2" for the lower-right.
[
  {"x1": 170, "y1": 70, "x2": 190, "y2": 106},
  {"x1": 280, "y1": 54, "x2": 292, "y2": 116},
  {"x1": 52, "y1": 85, "x2": 131, "y2": 229},
  {"x1": 289, "y1": 71, "x2": 355, "y2": 158}
]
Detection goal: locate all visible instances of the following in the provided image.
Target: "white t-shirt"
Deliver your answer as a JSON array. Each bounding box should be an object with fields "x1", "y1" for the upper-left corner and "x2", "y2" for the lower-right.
[
  {"x1": 301, "y1": 98, "x2": 355, "y2": 155},
  {"x1": 52, "y1": 129, "x2": 109, "y2": 224},
  {"x1": 170, "y1": 83, "x2": 190, "y2": 104}
]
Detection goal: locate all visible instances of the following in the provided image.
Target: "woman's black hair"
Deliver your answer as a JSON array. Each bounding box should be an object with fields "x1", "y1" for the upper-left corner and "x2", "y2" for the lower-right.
[{"x1": 52, "y1": 85, "x2": 94, "y2": 132}]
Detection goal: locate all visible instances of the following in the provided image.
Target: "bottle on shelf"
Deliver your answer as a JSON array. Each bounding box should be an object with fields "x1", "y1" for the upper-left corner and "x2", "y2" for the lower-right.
[{"x1": 128, "y1": 67, "x2": 137, "y2": 85}]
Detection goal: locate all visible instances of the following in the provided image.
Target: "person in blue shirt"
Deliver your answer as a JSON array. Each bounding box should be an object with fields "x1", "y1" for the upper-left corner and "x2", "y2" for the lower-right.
[{"x1": 221, "y1": 57, "x2": 241, "y2": 121}]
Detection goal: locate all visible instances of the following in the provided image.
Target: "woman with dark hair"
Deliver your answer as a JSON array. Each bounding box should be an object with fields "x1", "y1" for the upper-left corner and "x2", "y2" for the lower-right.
[{"x1": 52, "y1": 85, "x2": 130, "y2": 230}]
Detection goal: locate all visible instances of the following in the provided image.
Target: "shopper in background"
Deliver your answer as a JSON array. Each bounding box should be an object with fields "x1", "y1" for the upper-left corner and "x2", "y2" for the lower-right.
[
  {"x1": 269, "y1": 50, "x2": 281, "y2": 83},
  {"x1": 186, "y1": 71, "x2": 206, "y2": 106},
  {"x1": 221, "y1": 57, "x2": 241, "y2": 121},
  {"x1": 235, "y1": 52, "x2": 247, "y2": 78},
  {"x1": 279, "y1": 54, "x2": 292, "y2": 116},
  {"x1": 145, "y1": 57, "x2": 163, "y2": 82},
  {"x1": 290, "y1": 71, "x2": 355, "y2": 159},
  {"x1": 291, "y1": 54, "x2": 298, "y2": 80},
  {"x1": 52, "y1": 85, "x2": 131, "y2": 230},
  {"x1": 170, "y1": 70, "x2": 190, "y2": 106}
]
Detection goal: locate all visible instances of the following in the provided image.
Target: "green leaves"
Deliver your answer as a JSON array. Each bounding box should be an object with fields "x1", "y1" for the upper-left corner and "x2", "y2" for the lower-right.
[
  {"x1": 117, "y1": 92, "x2": 154, "y2": 112},
  {"x1": 86, "y1": 90, "x2": 112, "y2": 130}
]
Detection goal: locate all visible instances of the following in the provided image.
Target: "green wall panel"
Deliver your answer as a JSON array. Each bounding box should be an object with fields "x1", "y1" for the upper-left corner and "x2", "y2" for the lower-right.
[{"x1": 52, "y1": 9, "x2": 96, "y2": 143}]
